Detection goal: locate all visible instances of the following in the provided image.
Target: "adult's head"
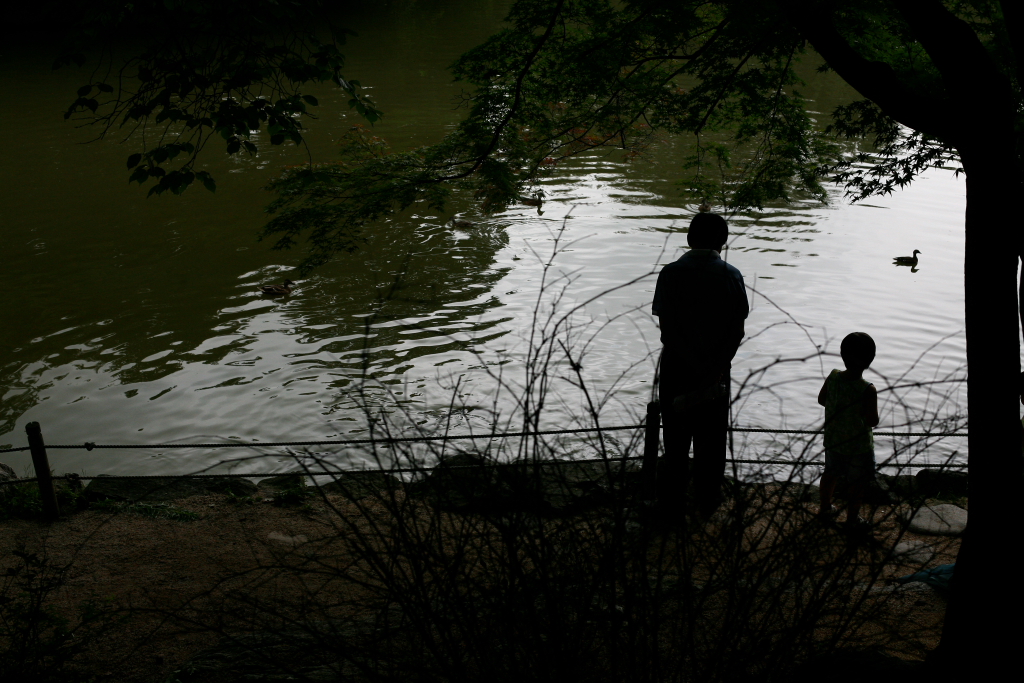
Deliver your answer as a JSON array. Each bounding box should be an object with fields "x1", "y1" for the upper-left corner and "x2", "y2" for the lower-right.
[
  {"x1": 840, "y1": 332, "x2": 876, "y2": 372},
  {"x1": 687, "y1": 212, "x2": 729, "y2": 250}
]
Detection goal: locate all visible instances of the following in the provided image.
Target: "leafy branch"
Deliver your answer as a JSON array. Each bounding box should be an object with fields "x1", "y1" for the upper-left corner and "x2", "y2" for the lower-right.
[
  {"x1": 58, "y1": 0, "x2": 382, "y2": 196},
  {"x1": 263, "y1": 1, "x2": 839, "y2": 271},
  {"x1": 819, "y1": 99, "x2": 961, "y2": 201}
]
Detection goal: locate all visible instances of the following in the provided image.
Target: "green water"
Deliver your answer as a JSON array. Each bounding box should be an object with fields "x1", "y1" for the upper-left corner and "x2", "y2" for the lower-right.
[{"x1": 0, "y1": 0, "x2": 968, "y2": 477}]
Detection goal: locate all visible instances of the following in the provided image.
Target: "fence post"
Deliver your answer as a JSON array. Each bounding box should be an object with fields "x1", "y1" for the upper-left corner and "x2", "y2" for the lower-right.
[
  {"x1": 642, "y1": 401, "x2": 661, "y2": 499},
  {"x1": 25, "y1": 422, "x2": 60, "y2": 522}
]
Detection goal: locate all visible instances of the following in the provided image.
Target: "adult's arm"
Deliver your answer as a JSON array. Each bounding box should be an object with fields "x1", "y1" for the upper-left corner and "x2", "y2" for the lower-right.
[
  {"x1": 720, "y1": 268, "x2": 748, "y2": 365},
  {"x1": 652, "y1": 265, "x2": 667, "y2": 316}
]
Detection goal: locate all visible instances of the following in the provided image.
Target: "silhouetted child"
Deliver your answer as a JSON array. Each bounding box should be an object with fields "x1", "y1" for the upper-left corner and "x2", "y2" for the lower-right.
[{"x1": 817, "y1": 332, "x2": 879, "y2": 529}]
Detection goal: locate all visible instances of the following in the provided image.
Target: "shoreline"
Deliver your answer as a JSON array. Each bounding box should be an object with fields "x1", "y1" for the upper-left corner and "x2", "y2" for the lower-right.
[{"x1": 0, "y1": 457, "x2": 965, "y2": 682}]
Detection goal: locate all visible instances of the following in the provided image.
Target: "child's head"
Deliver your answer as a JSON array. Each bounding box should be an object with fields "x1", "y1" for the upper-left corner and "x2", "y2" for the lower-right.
[
  {"x1": 840, "y1": 332, "x2": 875, "y2": 372},
  {"x1": 687, "y1": 212, "x2": 729, "y2": 250}
]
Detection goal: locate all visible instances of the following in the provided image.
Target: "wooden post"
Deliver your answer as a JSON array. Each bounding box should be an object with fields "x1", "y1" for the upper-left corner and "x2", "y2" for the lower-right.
[
  {"x1": 25, "y1": 422, "x2": 59, "y2": 522},
  {"x1": 642, "y1": 401, "x2": 661, "y2": 499}
]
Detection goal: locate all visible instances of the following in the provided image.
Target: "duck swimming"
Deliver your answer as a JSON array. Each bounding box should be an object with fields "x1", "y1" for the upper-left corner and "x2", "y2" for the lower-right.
[
  {"x1": 259, "y1": 280, "x2": 295, "y2": 296},
  {"x1": 520, "y1": 189, "x2": 545, "y2": 211},
  {"x1": 893, "y1": 250, "x2": 921, "y2": 265}
]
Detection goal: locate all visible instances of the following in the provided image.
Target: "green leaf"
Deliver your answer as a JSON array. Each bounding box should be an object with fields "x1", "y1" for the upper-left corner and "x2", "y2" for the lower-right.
[
  {"x1": 226, "y1": 140, "x2": 241, "y2": 154},
  {"x1": 270, "y1": 134, "x2": 285, "y2": 145},
  {"x1": 127, "y1": 153, "x2": 143, "y2": 169},
  {"x1": 77, "y1": 85, "x2": 92, "y2": 97},
  {"x1": 197, "y1": 171, "x2": 216, "y2": 193},
  {"x1": 243, "y1": 141, "x2": 258, "y2": 154},
  {"x1": 96, "y1": 83, "x2": 114, "y2": 93},
  {"x1": 302, "y1": 94, "x2": 319, "y2": 106},
  {"x1": 171, "y1": 171, "x2": 195, "y2": 195}
]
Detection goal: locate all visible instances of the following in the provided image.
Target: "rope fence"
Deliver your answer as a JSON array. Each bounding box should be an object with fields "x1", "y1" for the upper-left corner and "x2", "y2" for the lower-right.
[
  {"x1": 0, "y1": 455, "x2": 967, "y2": 489},
  {"x1": 0, "y1": 425, "x2": 968, "y2": 455},
  {"x1": 1, "y1": 412, "x2": 969, "y2": 520}
]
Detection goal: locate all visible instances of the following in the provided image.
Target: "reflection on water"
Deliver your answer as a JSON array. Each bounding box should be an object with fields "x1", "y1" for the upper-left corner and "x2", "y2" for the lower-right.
[{"x1": 0, "y1": 1, "x2": 969, "y2": 476}]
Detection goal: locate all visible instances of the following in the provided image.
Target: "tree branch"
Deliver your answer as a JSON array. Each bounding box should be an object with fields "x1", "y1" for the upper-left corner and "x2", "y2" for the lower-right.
[
  {"x1": 783, "y1": 1, "x2": 957, "y2": 142},
  {"x1": 894, "y1": 0, "x2": 1011, "y2": 99},
  {"x1": 464, "y1": 0, "x2": 567, "y2": 177}
]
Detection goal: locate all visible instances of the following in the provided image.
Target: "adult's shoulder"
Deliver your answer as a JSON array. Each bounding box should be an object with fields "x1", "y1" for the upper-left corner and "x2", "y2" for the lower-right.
[
  {"x1": 663, "y1": 253, "x2": 691, "y2": 268},
  {"x1": 721, "y1": 259, "x2": 744, "y2": 278},
  {"x1": 656, "y1": 256, "x2": 688, "y2": 278}
]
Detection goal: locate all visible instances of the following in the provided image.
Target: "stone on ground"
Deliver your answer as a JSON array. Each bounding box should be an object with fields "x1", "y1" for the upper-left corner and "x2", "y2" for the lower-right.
[
  {"x1": 319, "y1": 471, "x2": 401, "y2": 499},
  {"x1": 267, "y1": 532, "x2": 308, "y2": 546},
  {"x1": 869, "y1": 474, "x2": 918, "y2": 504},
  {"x1": 900, "y1": 503, "x2": 967, "y2": 536},
  {"x1": 888, "y1": 540, "x2": 936, "y2": 565},
  {"x1": 257, "y1": 473, "x2": 307, "y2": 490},
  {"x1": 915, "y1": 469, "x2": 968, "y2": 498},
  {"x1": 0, "y1": 462, "x2": 16, "y2": 482},
  {"x1": 0, "y1": 463, "x2": 19, "y2": 505}
]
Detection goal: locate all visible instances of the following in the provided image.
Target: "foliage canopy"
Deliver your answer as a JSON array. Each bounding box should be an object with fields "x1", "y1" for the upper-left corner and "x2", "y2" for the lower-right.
[
  {"x1": 61, "y1": 0, "x2": 1021, "y2": 275},
  {"x1": 59, "y1": 0, "x2": 381, "y2": 199}
]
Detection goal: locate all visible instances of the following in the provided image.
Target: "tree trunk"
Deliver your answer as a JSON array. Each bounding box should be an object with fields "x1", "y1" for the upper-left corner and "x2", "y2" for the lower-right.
[
  {"x1": 932, "y1": 143, "x2": 1022, "y2": 671},
  {"x1": 788, "y1": 0, "x2": 1023, "y2": 669}
]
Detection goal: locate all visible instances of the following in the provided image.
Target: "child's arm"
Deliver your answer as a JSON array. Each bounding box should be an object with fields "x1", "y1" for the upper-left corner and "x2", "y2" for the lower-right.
[
  {"x1": 817, "y1": 377, "x2": 828, "y2": 407},
  {"x1": 862, "y1": 384, "x2": 879, "y2": 427}
]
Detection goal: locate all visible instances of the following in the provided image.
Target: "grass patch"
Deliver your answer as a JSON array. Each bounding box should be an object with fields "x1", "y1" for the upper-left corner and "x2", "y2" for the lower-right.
[{"x1": 0, "y1": 481, "x2": 87, "y2": 521}]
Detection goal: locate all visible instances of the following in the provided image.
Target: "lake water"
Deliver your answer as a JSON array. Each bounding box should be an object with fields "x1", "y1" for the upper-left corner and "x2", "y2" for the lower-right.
[{"x1": 0, "y1": 1, "x2": 969, "y2": 479}]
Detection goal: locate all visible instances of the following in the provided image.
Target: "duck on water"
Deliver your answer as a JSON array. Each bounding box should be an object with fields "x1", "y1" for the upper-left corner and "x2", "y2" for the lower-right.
[
  {"x1": 259, "y1": 280, "x2": 295, "y2": 296},
  {"x1": 893, "y1": 250, "x2": 921, "y2": 266}
]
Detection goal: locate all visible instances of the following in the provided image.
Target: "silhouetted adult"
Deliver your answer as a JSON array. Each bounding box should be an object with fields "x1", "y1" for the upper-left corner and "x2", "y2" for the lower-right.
[{"x1": 652, "y1": 211, "x2": 748, "y2": 517}]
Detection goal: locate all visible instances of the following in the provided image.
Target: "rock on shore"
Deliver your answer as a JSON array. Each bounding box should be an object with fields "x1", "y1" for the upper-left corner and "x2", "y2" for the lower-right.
[{"x1": 900, "y1": 503, "x2": 967, "y2": 536}]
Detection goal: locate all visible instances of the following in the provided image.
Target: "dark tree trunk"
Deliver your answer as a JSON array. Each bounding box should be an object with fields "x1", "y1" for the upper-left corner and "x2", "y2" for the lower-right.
[
  {"x1": 790, "y1": 0, "x2": 1024, "y2": 670},
  {"x1": 932, "y1": 142, "x2": 1022, "y2": 671}
]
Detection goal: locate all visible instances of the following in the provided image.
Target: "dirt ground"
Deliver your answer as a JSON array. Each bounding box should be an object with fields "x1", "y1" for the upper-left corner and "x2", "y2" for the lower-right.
[{"x1": 0, "y1": 491, "x2": 960, "y2": 682}]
